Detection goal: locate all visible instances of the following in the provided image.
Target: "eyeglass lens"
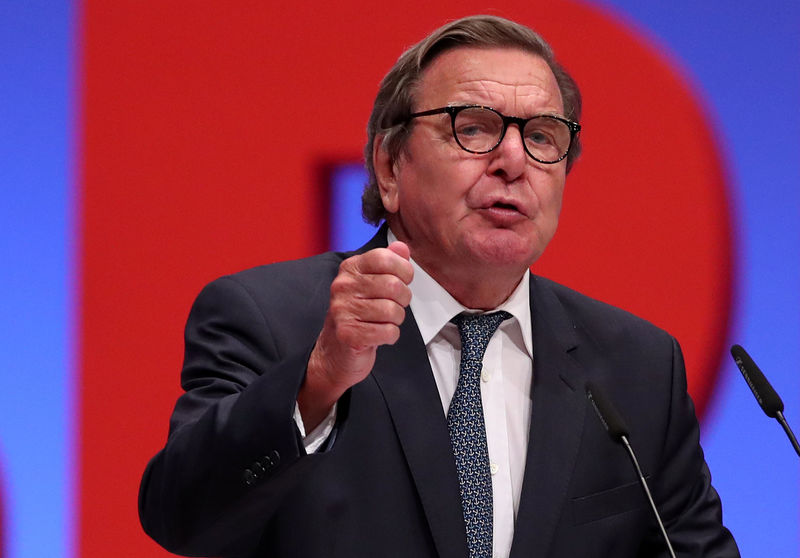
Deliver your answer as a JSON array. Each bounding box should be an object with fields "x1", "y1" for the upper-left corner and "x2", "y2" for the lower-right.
[{"x1": 453, "y1": 107, "x2": 571, "y2": 162}]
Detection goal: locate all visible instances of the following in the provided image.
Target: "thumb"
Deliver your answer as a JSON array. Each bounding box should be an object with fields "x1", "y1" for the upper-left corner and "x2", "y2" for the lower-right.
[{"x1": 387, "y1": 241, "x2": 410, "y2": 261}]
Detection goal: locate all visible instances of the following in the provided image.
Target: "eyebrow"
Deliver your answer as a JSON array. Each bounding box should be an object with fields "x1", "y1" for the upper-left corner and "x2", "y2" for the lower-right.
[{"x1": 443, "y1": 103, "x2": 567, "y2": 120}]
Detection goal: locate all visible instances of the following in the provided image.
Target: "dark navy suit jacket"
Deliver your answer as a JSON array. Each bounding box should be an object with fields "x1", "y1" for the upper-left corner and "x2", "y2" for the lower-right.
[{"x1": 139, "y1": 229, "x2": 739, "y2": 557}]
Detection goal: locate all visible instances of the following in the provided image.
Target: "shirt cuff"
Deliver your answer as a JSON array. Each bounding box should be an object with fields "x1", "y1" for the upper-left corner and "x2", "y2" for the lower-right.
[{"x1": 293, "y1": 401, "x2": 337, "y2": 453}]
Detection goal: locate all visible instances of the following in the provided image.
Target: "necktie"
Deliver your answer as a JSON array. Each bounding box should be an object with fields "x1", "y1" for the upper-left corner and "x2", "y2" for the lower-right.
[{"x1": 448, "y1": 311, "x2": 512, "y2": 558}]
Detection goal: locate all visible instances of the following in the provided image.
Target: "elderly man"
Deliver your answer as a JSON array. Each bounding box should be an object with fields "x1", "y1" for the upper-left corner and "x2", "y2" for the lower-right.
[{"x1": 140, "y1": 15, "x2": 739, "y2": 558}]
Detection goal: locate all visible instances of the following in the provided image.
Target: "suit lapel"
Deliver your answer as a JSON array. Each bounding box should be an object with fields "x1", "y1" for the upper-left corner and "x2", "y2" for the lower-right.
[
  {"x1": 510, "y1": 275, "x2": 588, "y2": 558},
  {"x1": 371, "y1": 307, "x2": 469, "y2": 558},
  {"x1": 355, "y1": 230, "x2": 585, "y2": 557}
]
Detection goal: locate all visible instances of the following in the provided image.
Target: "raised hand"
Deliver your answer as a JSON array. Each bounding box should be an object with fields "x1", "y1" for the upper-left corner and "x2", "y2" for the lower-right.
[{"x1": 298, "y1": 241, "x2": 413, "y2": 430}]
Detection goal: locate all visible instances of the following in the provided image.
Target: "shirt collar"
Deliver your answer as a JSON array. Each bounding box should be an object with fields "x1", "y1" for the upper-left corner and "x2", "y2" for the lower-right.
[{"x1": 386, "y1": 228, "x2": 533, "y2": 357}]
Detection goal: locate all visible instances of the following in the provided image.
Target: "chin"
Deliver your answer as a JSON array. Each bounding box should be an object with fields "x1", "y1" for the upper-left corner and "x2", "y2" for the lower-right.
[{"x1": 466, "y1": 233, "x2": 541, "y2": 270}]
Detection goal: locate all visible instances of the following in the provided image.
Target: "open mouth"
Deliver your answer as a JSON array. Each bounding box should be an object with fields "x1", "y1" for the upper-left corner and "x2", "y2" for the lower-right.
[{"x1": 491, "y1": 201, "x2": 520, "y2": 212}]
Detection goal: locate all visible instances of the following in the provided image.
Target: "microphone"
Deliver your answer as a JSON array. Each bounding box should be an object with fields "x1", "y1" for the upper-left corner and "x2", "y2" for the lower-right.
[
  {"x1": 730, "y1": 344, "x2": 800, "y2": 457},
  {"x1": 586, "y1": 382, "x2": 676, "y2": 558}
]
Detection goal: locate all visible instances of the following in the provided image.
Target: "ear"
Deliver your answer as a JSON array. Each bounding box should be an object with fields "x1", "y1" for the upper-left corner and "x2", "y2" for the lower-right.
[{"x1": 373, "y1": 134, "x2": 400, "y2": 214}]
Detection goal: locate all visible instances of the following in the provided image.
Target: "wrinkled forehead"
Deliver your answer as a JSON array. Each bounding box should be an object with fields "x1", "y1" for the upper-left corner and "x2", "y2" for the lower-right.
[{"x1": 414, "y1": 46, "x2": 564, "y2": 115}]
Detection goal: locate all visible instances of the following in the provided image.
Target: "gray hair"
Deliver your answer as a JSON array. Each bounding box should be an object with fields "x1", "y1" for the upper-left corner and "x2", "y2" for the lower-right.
[{"x1": 362, "y1": 14, "x2": 582, "y2": 225}]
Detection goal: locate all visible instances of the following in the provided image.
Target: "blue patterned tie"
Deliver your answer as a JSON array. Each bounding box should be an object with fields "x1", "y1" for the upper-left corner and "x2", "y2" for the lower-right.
[{"x1": 448, "y1": 311, "x2": 512, "y2": 558}]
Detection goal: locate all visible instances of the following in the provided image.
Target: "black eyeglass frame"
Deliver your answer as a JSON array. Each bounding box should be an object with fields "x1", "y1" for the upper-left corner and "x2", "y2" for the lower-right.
[{"x1": 406, "y1": 104, "x2": 581, "y2": 164}]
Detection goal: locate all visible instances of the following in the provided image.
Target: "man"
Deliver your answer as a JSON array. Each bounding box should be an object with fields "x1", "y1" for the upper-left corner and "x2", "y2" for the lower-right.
[{"x1": 140, "y1": 15, "x2": 739, "y2": 558}]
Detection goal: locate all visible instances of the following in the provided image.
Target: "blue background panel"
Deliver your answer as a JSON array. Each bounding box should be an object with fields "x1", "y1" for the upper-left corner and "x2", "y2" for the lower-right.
[{"x1": 0, "y1": 1, "x2": 76, "y2": 558}]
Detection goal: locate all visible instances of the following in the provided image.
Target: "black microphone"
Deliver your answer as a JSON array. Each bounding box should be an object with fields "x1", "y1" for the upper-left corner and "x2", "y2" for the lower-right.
[
  {"x1": 730, "y1": 344, "x2": 800, "y2": 457},
  {"x1": 586, "y1": 382, "x2": 676, "y2": 558}
]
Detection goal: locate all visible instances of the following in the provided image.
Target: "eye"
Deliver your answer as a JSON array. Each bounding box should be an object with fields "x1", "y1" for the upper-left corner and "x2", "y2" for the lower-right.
[
  {"x1": 525, "y1": 128, "x2": 556, "y2": 146},
  {"x1": 451, "y1": 108, "x2": 505, "y2": 152},
  {"x1": 457, "y1": 121, "x2": 494, "y2": 137}
]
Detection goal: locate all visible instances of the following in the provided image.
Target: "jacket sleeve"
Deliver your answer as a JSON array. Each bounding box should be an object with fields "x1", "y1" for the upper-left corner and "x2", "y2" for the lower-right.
[
  {"x1": 640, "y1": 337, "x2": 740, "y2": 557},
  {"x1": 138, "y1": 275, "x2": 327, "y2": 557}
]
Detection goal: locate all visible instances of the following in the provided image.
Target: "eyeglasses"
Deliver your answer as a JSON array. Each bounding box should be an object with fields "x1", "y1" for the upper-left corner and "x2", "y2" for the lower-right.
[{"x1": 406, "y1": 105, "x2": 581, "y2": 164}]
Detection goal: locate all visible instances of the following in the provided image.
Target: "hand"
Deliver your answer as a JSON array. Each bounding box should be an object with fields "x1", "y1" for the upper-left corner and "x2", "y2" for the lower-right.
[{"x1": 298, "y1": 241, "x2": 413, "y2": 430}]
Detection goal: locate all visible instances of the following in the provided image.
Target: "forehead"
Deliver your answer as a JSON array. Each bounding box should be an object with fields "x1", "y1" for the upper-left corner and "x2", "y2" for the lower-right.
[{"x1": 415, "y1": 47, "x2": 563, "y2": 115}]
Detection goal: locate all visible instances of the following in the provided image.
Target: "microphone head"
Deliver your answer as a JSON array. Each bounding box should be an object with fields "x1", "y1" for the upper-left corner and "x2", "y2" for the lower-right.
[
  {"x1": 730, "y1": 344, "x2": 784, "y2": 418},
  {"x1": 586, "y1": 382, "x2": 630, "y2": 442}
]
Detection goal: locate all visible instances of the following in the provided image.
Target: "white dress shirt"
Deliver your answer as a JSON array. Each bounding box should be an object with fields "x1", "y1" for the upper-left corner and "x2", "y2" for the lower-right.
[{"x1": 296, "y1": 230, "x2": 534, "y2": 558}]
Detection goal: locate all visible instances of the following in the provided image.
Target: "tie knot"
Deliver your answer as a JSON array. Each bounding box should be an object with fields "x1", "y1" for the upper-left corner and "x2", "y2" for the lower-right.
[{"x1": 451, "y1": 311, "x2": 512, "y2": 362}]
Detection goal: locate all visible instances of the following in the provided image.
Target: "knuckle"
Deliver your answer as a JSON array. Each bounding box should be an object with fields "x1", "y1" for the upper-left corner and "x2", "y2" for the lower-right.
[
  {"x1": 392, "y1": 278, "x2": 412, "y2": 301},
  {"x1": 384, "y1": 324, "x2": 401, "y2": 345},
  {"x1": 393, "y1": 304, "x2": 407, "y2": 325},
  {"x1": 330, "y1": 273, "x2": 354, "y2": 296},
  {"x1": 369, "y1": 247, "x2": 399, "y2": 269}
]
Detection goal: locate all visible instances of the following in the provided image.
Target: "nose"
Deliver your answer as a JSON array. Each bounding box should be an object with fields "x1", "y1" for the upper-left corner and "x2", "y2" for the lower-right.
[{"x1": 487, "y1": 123, "x2": 527, "y2": 182}]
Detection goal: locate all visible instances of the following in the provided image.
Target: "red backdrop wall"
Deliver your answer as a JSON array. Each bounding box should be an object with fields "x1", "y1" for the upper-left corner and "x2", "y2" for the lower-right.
[{"x1": 77, "y1": 1, "x2": 731, "y2": 555}]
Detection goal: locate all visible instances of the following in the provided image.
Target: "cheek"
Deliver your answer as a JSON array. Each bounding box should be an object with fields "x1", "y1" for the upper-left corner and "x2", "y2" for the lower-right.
[
  {"x1": 536, "y1": 172, "x2": 566, "y2": 210},
  {"x1": 421, "y1": 168, "x2": 481, "y2": 209},
  {"x1": 399, "y1": 141, "x2": 491, "y2": 213},
  {"x1": 548, "y1": 187, "x2": 565, "y2": 216}
]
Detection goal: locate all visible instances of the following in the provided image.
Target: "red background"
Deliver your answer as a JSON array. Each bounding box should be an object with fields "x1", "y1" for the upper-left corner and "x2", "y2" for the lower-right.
[{"x1": 76, "y1": 1, "x2": 731, "y2": 554}]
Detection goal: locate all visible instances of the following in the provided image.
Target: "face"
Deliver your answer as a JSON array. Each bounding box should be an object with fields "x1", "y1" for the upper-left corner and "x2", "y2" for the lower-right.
[{"x1": 376, "y1": 47, "x2": 568, "y2": 289}]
